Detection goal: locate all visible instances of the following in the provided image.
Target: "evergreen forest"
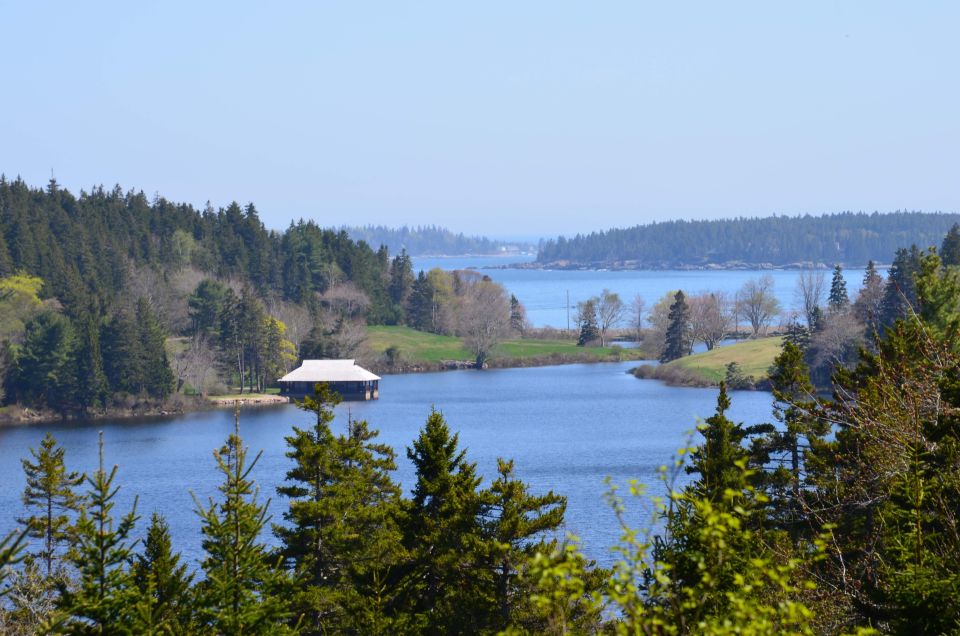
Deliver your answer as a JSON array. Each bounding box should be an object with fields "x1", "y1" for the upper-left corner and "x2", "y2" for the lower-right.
[{"x1": 537, "y1": 211, "x2": 960, "y2": 267}]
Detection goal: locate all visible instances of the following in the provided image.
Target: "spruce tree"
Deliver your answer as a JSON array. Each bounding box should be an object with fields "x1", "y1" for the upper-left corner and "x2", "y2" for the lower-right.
[
  {"x1": 480, "y1": 458, "x2": 567, "y2": 632},
  {"x1": 660, "y1": 290, "x2": 691, "y2": 362},
  {"x1": 576, "y1": 299, "x2": 599, "y2": 346},
  {"x1": 509, "y1": 294, "x2": 526, "y2": 336},
  {"x1": 853, "y1": 260, "x2": 885, "y2": 335},
  {"x1": 276, "y1": 384, "x2": 403, "y2": 634},
  {"x1": 686, "y1": 383, "x2": 751, "y2": 503},
  {"x1": 72, "y1": 313, "x2": 109, "y2": 410},
  {"x1": 54, "y1": 432, "x2": 140, "y2": 633},
  {"x1": 193, "y1": 411, "x2": 294, "y2": 635},
  {"x1": 880, "y1": 245, "x2": 922, "y2": 327},
  {"x1": 827, "y1": 264, "x2": 849, "y2": 311},
  {"x1": 398, "y1": 410, "x2": 485, "y2": 632},
  {"x1": 754, "y1": 341, "x2": 826, "y2": 541},
  {"x1": 18, "y1": 432, "x2": 84, "y2": 576},
  {"x1": 941, "y1": 223, "x2": 960, "y2": 267},
  {"x1": 135, "y1": 299, "x2": 173, "y2": 398},
  {"x1": 130, "y1": 513, "x2": 195, "y2": 633}
]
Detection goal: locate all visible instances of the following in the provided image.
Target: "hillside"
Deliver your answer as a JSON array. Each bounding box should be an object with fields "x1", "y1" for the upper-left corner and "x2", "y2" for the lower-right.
[{"x1": 537, "y1": 211, "x2": 960, "y2": 268}]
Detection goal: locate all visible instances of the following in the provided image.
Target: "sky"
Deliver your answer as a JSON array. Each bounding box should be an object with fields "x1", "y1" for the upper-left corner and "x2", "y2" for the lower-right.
[{"x1": 1, "y1": 2, "x2": 958, "y2": 239}]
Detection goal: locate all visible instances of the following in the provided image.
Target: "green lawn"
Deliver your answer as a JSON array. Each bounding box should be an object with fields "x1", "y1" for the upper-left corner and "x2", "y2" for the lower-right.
[
  {"x1": 366, "y1": 326, "x2": 472, "y2": 362},
  {"x1": 366, "y1": 325, "x2": 643, "y2": 365},
  {"x1": 670, "y1": 337, "x2": 783, "y2": 383}
]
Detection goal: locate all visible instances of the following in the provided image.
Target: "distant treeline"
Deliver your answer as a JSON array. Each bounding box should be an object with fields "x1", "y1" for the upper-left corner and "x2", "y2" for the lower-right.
[
  {"x1": 344, "y1": 224, "x2": 530, "y2": 256},
  {"x1": 537, "y1": 211, "x2": 960, "y2": 267}
]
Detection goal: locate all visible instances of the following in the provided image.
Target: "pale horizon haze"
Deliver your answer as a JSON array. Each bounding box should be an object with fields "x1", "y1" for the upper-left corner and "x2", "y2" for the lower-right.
[{"x1": 2, "y1": 2, "x2": 957, "y2": 239}]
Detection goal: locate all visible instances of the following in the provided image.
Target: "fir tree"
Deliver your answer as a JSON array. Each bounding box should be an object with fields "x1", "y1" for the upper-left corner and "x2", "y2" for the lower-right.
[
  {"x1": 54, "y1": 432, "x2": 140, "y2": 633},
  {"x1": 660, "y1": 290, "x2": 691, "y2": 362},
  {"x1": 827, "y1": 264, "x2": 849, "y2": 311},
  {"x1": 193, "y1": 410, "x2": 294, "y2": 635},
  {"x1": 18, "y1": 433, "x2": 84, "y2": 576},
  {"x1": 398, "y1": 410, "x2": 486, "y2": 632},
  {"x1": 130, "y1": 513, "x2": 195, "y2": 633}
]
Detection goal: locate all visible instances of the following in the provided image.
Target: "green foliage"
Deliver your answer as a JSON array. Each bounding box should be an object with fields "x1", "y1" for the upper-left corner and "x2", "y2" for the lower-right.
[
  {"x1": 275, "y1": 383, "x2": 403, "y2": 633},
  {"x1": 53, "y1": 432, "x2": 140, "y2": 633},
  {"x1": 193, "y1": 413, "x2": 295, "y2": 634},
  {"x1": 661, "y1": 290, "x2": 691, "y2": 362},
  {"x1": 828, "y1": 264, "x2": 849, "y2": 311},
  {"x1": 398, "y1": 409, "x2": 487, "y2": 632},
  {"x1": 576, "y1": 299, "x2": 599, "y2": 346},
  {"x1": 18, "y1": 433, "x2": 84, "y2": 576},
  {"x1": 537, "y1": 211, "x2": 960, "y2": 267},
  {"x1": 130, "y1": 513, "x2": 195, "y2": 633},
  {"x1": 11, "y1": 310, "x2": 77, "y2": 411},
  {"x1": 479, "y1": 459, "x2": 567, "y2": 632}
]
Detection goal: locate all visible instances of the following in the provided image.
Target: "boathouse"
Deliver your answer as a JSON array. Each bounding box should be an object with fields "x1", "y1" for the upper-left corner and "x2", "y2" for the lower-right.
[{"x1": 278, "y1": 359, "x2": 380, "y2": 401}]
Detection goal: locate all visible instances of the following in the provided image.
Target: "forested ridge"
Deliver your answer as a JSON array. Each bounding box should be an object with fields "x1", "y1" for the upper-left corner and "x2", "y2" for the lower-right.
[
  {"x1": 344, "y1": 224, "x2": 531, "y2": 256},
  {"x1": 0, "y1": 177, "x2": 410, "y2": 415},
  {"x1": 537, "y1": 211, "x2": 960, "y2": 267}
]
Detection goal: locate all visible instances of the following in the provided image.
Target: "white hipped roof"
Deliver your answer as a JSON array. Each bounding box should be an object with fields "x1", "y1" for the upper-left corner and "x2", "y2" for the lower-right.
[{"x1": 279, "y1": 359, "x2": 381, "y2": 383}]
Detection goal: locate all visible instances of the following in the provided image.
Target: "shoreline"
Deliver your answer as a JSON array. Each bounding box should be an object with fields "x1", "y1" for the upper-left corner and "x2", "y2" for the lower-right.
[
  {"x1": 495, "y1": 260, "x2": 889, "y2": 272},
  {"x1": 0, "y1": 354, "x2": 648, "y2": 428}
]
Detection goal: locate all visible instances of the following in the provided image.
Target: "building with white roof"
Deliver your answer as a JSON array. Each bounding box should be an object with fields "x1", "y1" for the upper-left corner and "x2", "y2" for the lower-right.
[{"x1": 278, "y1": 359, "x2": 381, "y2": 400}]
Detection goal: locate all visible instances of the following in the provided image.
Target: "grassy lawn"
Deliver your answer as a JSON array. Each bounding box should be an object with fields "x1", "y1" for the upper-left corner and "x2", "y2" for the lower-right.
[
  {"x1": 367, "y1": 325, "x2": 643, "y2": 365},
  {"x1": 367, "y1": 326, "x2": 472, "y2": 362},
  {"x1": 670, "y1": 337, "x2": 783, "y2": 383}
]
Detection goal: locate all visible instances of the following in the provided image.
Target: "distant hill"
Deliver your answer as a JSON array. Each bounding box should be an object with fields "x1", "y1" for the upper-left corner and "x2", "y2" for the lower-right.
[
  {"x1": 344, "y1": 224, "x2": 534, "y2": 256},
  {"x1": 536, "y1": 211, "x2": 960, "y2": 268}
]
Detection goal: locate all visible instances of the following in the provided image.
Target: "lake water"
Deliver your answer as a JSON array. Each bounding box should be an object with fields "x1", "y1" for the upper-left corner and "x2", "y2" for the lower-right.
[
  {"x1": 0, "y1": 362, "x2": 775, "y2": 567},
  {"x1": 412, "y1": 255, "x2": 869, "y2": 329},
  {"x1": 0, "y1": 260, "x2": 853, "y2": 568}
]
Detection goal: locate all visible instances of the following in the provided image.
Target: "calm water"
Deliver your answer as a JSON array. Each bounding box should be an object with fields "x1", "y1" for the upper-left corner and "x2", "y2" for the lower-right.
[
  {"x1": 412, "y1": 255, "x2": 869, "y2": 329},
  {"x1": 0, "y1": 362, "x2": 774, "y2": 567}
]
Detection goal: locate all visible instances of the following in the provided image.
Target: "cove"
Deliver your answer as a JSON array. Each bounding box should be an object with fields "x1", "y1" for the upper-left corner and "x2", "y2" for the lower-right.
[{"x1": 0, "y1": 362, "x2": 774, "y2": 566}]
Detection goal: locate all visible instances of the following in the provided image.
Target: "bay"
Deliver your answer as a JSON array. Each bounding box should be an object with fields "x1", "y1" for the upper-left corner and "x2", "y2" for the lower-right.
[
  {"x1": 412, "y1": 255, "x2": 868, "y2": 329},
  {"x1": 0, "y1": 362, "x2": 774, "y2": 567}
]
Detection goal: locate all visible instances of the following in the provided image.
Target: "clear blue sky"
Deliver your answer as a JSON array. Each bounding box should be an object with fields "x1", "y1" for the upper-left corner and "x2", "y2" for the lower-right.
[{"x1": 1, "y1": 2, "x2": 957, "y2": 238}]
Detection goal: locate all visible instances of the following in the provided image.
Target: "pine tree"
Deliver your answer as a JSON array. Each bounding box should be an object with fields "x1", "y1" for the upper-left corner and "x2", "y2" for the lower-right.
[
  {"x1": 660, "y1": 290, "x2": 691, "y2": 362},
  {"x1": 276, "y1": 384, "x2": 403, "y2": 633},
  {"x1": 193, "y1": 410, "x2": 294, "y2": 634},
  {"x1": 18, "y1": 433, "x2": 84, "y2": 576},
  {"x1": 54, "y1": 432, "x2": 140, "y2": 633},
  {"x1": 398, "y1": 410, "x2": 486, "y2": 632},
  {"x1": 130, "y1": 513, "x2": 195, "y2": 633},
  {"x1": 827, "y1": 264, "x2": 849, "y2": 312},
  {"x1": 480, "y1": 458, "x2": 567, "y2": 632}
]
